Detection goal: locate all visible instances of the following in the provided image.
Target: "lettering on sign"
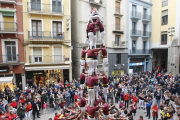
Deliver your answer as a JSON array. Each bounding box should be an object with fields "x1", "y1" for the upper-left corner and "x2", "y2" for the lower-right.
[{"x1": 0, "y1": 67, "x2": 9, "y2": 73}]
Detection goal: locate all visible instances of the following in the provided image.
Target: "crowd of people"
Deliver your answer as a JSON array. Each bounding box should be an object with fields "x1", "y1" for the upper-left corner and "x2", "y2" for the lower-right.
[{"x1": 0, "y1": 69, "x2": 180, "y2": 120}]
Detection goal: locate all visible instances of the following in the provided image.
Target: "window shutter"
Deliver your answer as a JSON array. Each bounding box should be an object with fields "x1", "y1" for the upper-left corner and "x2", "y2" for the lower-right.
[
  {"x1": 162, "y1": 10, "x2": 168, "y2": 16},
  {"x1": 2, "y1": 11, "x2": 14, "y2": 16}
]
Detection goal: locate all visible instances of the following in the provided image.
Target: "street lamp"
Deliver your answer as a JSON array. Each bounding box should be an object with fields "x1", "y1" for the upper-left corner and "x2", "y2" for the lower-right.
[{"x1": 168, "y1": 26, "x2": 175, "y2": 73}]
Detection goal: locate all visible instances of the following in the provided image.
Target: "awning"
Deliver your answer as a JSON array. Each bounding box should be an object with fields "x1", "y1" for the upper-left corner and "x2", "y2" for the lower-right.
[
  {"x1": 25, "y1": 65, "x2": 70, "y2": 71},
  {"x1": 28, "y1": 44, "x2": 50, "y2": 47},
  {"x1": 129, "y1": 62, "x2": 145, "y2": 66},
  {"x1": 0, "y1": 9, "x2": 16, "y2": 12},
  {"x1": 0, "y1": 77, "x2": 13, "y2": 83}
]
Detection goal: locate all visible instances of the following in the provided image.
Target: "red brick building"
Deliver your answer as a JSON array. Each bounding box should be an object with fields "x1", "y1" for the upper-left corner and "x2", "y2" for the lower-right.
[{"x1": 0, "y1": 0, "x2": 25, "y2": 90}]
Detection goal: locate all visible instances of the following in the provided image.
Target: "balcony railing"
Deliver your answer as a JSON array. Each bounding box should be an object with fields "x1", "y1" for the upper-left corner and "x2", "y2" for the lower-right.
[
  {"x1": 29, "y1": 55, "x2": 65, "y2": 64},
  {"x1": 161, "y1": 40, "x2": 167, "y2": 45},
  {"x1": 162, "y1": 21, "x2": 168, "y2": 25},
  {"x1": 115, "y1": 8, "x2": 124, "y2": 15},
  {"x1": 131, "y1": 29, "x2": 141, "y2": 36},
  {"x1": 0, "y1": 54, "x2": 19, "y2": 63},
  {"x1": 112, "y1": 41, "x2": 126, "y2": 48},
  {"x1": 114, "y1": 25, "x2": 124, "y2": 31},
  {"x1": 131, "y1": 11, "x2": 141, "y2": 19},
  {"x1": 142, "y1": 31, "x2": 151, "y2": 37},
  {"x1": 28, "y1": 31, "x2": 64, "y2": 40},
  {"x1": 0, "y1": 22, "x2": 17, "y2": 32},
  {"x1": 143, "y1": 14, "x2": 151, "y2": 21},
  {"x1": 89, "y1": 0, "x2": 103, "y2": 5},
  {"x1": 162, "y1": 1, "x2": 168, "y2": 7},
  {"x1": 27, "y1": 2, "x2": 64, "y2": 15},
  {"x1": 129, "y1": 49, "x2": 151, "y2": 54}
]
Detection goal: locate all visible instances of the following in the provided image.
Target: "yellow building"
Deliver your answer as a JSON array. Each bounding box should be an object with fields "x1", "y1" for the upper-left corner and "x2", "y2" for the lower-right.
[
  {"x1": 151, "y1": 0, "x2": 176, "y2": 71},
  {"x1": 23, "y1": 0, "x2": 71, "y2": 86}
]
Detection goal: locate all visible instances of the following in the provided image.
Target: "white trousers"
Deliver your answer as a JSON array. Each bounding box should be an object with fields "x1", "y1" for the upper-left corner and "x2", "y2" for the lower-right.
[
  {"x1": 95, "y1": 111, "x2": 99, "y2": 120},
  {"x1": 80, "y1": 84, "x2": 84, "y2": 98},
  {"x1": 94, "y1": 85, "x2": 99, "y2": 100},
  {"x1": 139, "y1": 99, "x2": 144, "y2": 108},
  {"x1": 27, "y1": 111, "x2": 32, "y2": 120},
  {"x1": 103, "y1": 58, "x2": 108, "y2": 75},
  {"x1": 103, "y1": 87, "x2": 108, "y2": 103},
  {"x1": 43, "y1": 108, "x2": 46, "y2": 115},
  {"x1": 87, "y1": 60, "x2": 94, "y2": 75},
  {"x1": 88, "y1": 32, "x2": 94, "y2": 49},
  {"x1": 103, "y1": 114, "x2": 109, "y2": 120},
  {"x1": 81, "y1": 107, "x2": 86, "y2": 115},
  {"x1": 88, "y1": 116, "x2": 95, "y2": 120},
  {"x1": 80, "y1": 60, "x2": 85, "y2": 73},
  {"x1": 93, "y1": 35, "x2": 97, "y2": 48},
  {"x1": 93, "y1": 60, "x2": 98, "y2": 74},
  {"x1": 100, "y1": 31, "x2": 105, "y2": 46},
  {"x1": 88, "y1": 88, "x2": 95, "y2": 106}
]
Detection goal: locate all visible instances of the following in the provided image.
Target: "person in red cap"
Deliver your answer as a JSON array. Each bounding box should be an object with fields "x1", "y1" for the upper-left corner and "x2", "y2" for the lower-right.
[
  {"x1": 101, "y1": 103, "x2": 109, "y2": 120},
  {"x1": 80, "y1": 47, "x2": 87, "y2": 73},
  {"x1": 99, "y1": 45, "x2": 108, "y2": 75},
  {"x1": 79, "y1": 98, "x2": 86, "y2": 116}
]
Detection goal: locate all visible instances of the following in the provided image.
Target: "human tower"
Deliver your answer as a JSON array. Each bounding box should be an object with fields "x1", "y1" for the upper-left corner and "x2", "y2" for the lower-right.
[{"x1": 79, "y1": 8, "x2": 110, "y2": 120}]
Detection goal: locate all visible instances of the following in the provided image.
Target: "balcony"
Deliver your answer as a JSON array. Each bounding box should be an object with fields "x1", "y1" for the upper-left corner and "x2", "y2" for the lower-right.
[
  {"x1": 112, "y1": 25, "x2": 124, "y2": 34},
  {"x1": 142, "y1": 14, "x2": 151, "y2": 22},
  {"x1": 162, "y1": 1, "x2": 168, "y2": 7},
  {"x1": 89, "y1": 0, "x2": 102, "y2": 6},
  {"x1": 162, "y1": 21, "x2": 168, "y2": 25},
  {"x1": 114, "y1": 8, "x2": 124, "y2": 16},
  {"x1": 131, "y1": 29, "x2": 141, "y2": 37},
  {"x1": 129, "y1": 49, "x2": 151, "y2": 55},
  {"x1": 0, "y1": 22, "x2": 17, "y2": 33},
  {"x1": 112, "y1": 41, "x2": 126, "y2": 48},
  {"x1": 0, "y1": 0, "x2": 16, "y2": 4},
  {"x1": 28, "y1": 31, "x2": 64, "y2": 41},
  {"x1": 29, "y1": 55, "x2": 65, "y2": 64},
  {"x1": 142, "y1": 31, "x2": 151, "y2": 38},
  {"x1": 131, "y1": 11, "x2": 141, "y2": 20},
  {"x1": 0, "y1": 54, "x2": 19, "y2": 64},
  {"x1": 27, "y1": 2, "x2": 64, "y2": 16}
]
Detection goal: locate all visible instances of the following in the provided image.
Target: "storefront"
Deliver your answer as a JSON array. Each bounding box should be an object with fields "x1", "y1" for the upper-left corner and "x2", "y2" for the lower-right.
[
  {"x1": 111, "y1": 70, "x2": 125, "y2": 76},
  {"x1": 25, "y1": 67, "x2": 70, "y2": 86},
  {"x1": 0, "y1": 76, "x2": 14, "y2": 91},
  {"x1": 129, "y1": 62, "x2": 145, "y2": 73}
]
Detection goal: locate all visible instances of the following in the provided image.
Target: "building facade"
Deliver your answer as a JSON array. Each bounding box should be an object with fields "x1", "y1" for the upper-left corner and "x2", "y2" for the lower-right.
[
  {"x1": 23, "y1": 0, "x2": 72, "y2": 86},
  {"x1": 106, "y1": 0, "x2": 128, "y2": 75},
  {"x1": 0, "y1": 0, "x2": 25, "y2": 90},
  {"x1": 71, "y1": 0, "x2": 106, "y2": 79},
  {"x1": 127, "y1": 0, "x2": 152, "y2": 73},
  {"x1": 151, "y1": 0, "x2": 178, "y2": 74}
]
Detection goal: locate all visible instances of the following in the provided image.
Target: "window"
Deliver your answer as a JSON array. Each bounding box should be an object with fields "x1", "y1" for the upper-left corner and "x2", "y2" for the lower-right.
[
  {"x1": 116, "y1": 54, "x2": 121, "y2": 64},
  {"x1": 143, "y1": 24, "x2": 147, "y2": 36},
  {"x1": 143, "y1": 8, "x2": 147, "y2": 19},
  {"x1": 132, "y1": 22, "x2": 136, "y2": 34},
  {"x1": 53, "y1": 21, "x2": 62, "y2": 38},
  {"x1": 3, "y1": 16, "x2": 15, "y2": 31},
  {"x1": 115, "y1": 17, "x2": 120, "y2": 30},
  {"x1": 115, "y1": 2, "x2": 120, "y2": 13},
  {"x1": 52, "y1": 0, "x2": 62, "y2": 13},
  {"x1": 115, "y1": 35, "x2": 120, "y2": 46},
  {"x1": 5, "y1": 41, "x2": 16, "y2": 61},
  {"x1": 143, "y1": 41, "x2": 147, "y2": 51},
  {"x1": 33, "y1": 47, "x2": 42, "y2": 63},
  {"x1": 32, "y1": 20, "x2": 42, "y2": 37},
  {"x1": 162, "y1": 10, "x2": 168, "y2": 25},
  {"x1": 161, "y1": 33, "x2": 167, "y2": 45},
  {"x1": 54, "y1": 46, "x2": 62, "y2": 63},
  {"x1": 162, "y1": 0, "x2": 168, "y2": 7},
  {"x1": 132, "y1": 5, "x2": 136, "y2": 16},
  {"x1": 31, "y1": 0, "x2": 41, "y2": 11},
  {"x1": 132, "y1": 41, "x2": 136, "y2": 51}
]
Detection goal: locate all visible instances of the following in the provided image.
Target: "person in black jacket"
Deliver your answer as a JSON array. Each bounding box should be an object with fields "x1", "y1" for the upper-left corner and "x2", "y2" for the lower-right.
[{"x1": 32, "y1": 98, "x2": 40, "y2": 120}]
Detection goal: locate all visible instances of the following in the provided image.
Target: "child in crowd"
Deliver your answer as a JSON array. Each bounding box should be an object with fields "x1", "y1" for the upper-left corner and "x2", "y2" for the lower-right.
[{"x1": 43, "y1": 102, "x2": 47, "y2": 115}]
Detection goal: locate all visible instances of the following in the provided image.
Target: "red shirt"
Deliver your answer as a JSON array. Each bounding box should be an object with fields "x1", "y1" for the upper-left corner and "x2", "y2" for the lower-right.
[
  {"x1": 80, "y1": 73, "x2": 85, "y2": 80},
  {"x1": 152, "y1": 105, "x2": 158, "y2": 117},
  {"x1": 124, "y1": 94, "x2": 130, "y2": 101},
  {"x1": 8, "y1": 114, "x2": 18, "y2": 120},
  {"x1": 102, "y1": 76, "x2": 108, "y2": 84},
  {"x1": 67, "y1": 84, "x2": 69, "y2": 87},
  {"x1": 81, "y1": 50, "x2": 87, "y2": 58},
  {"x1": 26, "y1": 104, "x2": 33, "y2": 112},
  {"x1": 102, "y1": 103, "x2": 109, "y2": 115},
  {"x1": 74, "y1": 95, "x2": 79, "y2": 100},
  {"x1": 87, "y1": 49, "x2": 99, "y2": 58},
  {"x1": 87, "y1": 77, "x2": 95, "y2": 87},
  {"x1": 87, "y1": 106, "x2": 97, "y2": 117},
  {"x1": 54, "y1": 114, "x2": 61, "y2": 120},
  {"x1": 131, "y1": 96, "x2": 138, "y2": 103},
  {"x1": 99, "y1": 48, "x2": 107, "y2": 56},
  {"x1": 80, "y1": 98, "x2": 86, "y2": 107},
  {"x1": 10, "y1": 102, "x2": 17, "y2": 108}
]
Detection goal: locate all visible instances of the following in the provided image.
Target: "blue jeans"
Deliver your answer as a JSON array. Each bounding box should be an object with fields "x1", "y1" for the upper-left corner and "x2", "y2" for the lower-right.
[
  {"x1": 52, "y1": 108, "x2": 54, "y2": 112},
  {"x1": 56, "y1": 103, "x2": 59, "y2": 110},
  {"x1": 0, "y1": 105, "x2": 6, "y2": 112},
  {"x1": 156, "y1": 99, "x2": 160, "y2": 107}
]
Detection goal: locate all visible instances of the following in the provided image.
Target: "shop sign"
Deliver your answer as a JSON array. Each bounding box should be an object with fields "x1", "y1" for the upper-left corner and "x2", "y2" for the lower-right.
[
  {"x1": 129, "y1": 62, "x2": 145, "y2": 66},
  {"x1": 0, "y1": 67, "x2": 9, "y2": 73},
  {"x1": 111, "y1": 70, "x2": 124, "y2": 76}
]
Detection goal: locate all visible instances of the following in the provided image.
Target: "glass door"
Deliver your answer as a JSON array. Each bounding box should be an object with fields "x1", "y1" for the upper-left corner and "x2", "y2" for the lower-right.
[
  {"x1": 5, "y1": 41, "x2": 16, "y2": 62},
  {"x1": 31, "y1": 0, "x2": 41, "y2": 11},
  {"x1": 52, "y1": 0, "x2": 62, "y2": 13}
]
